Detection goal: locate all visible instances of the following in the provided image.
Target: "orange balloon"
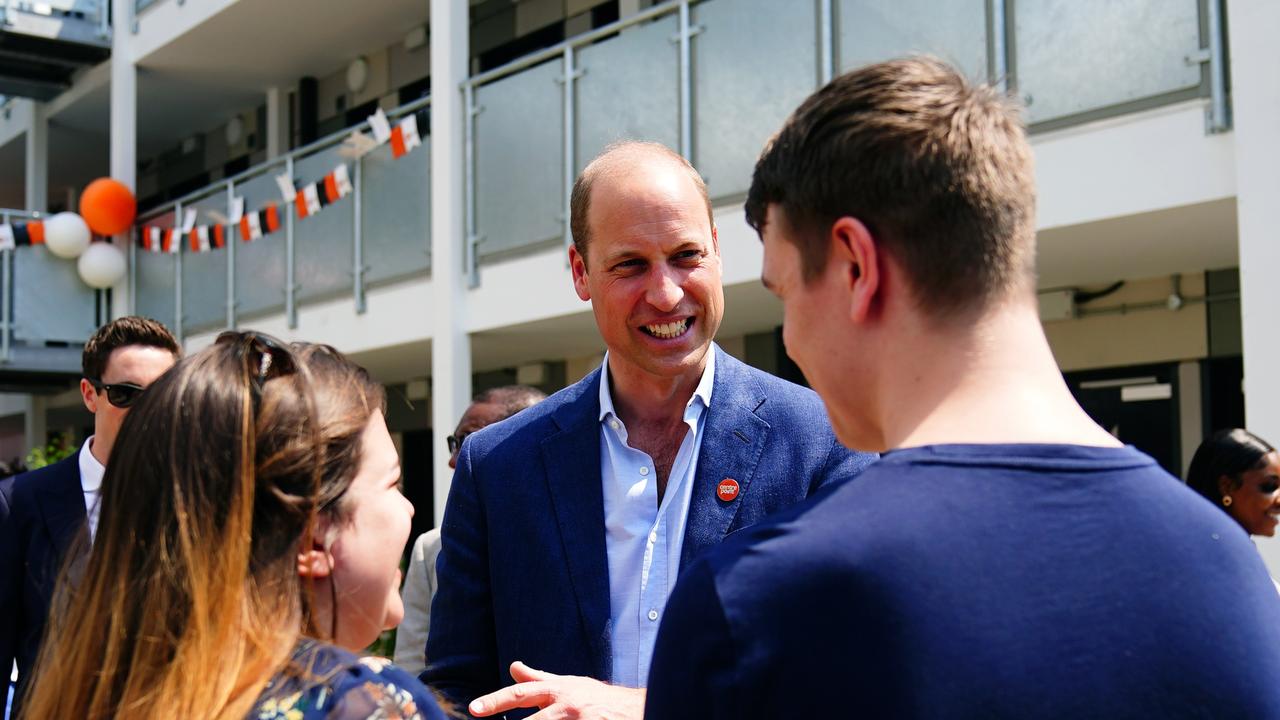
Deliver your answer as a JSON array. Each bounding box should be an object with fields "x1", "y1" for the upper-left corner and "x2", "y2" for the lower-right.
[{"x1": 79, "y1": 178, "x2": 137, "y2": 236}]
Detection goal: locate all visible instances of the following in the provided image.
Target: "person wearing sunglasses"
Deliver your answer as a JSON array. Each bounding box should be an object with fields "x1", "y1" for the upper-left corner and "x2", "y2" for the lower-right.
[
  {"x1": 21, "y1": 332, "x2": 448, "y2": 719},
  {"x1": 0, "y1": 316, "x2": 179, "y2": 719}
]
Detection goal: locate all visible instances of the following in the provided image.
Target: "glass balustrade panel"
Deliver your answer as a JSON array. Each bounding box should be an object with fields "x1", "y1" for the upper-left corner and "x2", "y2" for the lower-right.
[
  {"x1": 838, "y1": 0, "x2": 989, "y2": 81},
  {"x1": 180, "y1": 191, "x2": 231, "y2": 333},
  {"x1": 1014, "y1": 0, "x2": 1203, "y2": 124},
  {"x1": 575, "y1": 14, "x2": 681, "y2": 175},
  {"x1": 232, "y1": 170, "x2": 289, "y2": 319},
  {"x1": 692, "y1": 0, "x2": 819, "y2": 202},
  {"x1": 475, "y1": 58, "x2": 564, "y2": 259},
  {"x1": 361, "y1": 118, "x2": 432, "y2": 285}
]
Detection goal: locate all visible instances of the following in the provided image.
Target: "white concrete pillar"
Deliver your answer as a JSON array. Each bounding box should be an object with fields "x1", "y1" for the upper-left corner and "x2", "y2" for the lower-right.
[
  {"x1": 109, "y1": 0, "x2": 137, "y2": 318},
  {"x1": 23, "y1": 396, "x2": 47, "y2": 457},
  {"x1": 429, "y1": 0, "x2": 472, "y2": 527},
  {"x1": 266, "y1": 86, "x2": 284, "y2": 158},
  {"x1": 23, "y1": 101, "x2": 47, "y2": 213},
  {"x1": 1230, "y1": 0, "x2": 1280, "y2": 576}
]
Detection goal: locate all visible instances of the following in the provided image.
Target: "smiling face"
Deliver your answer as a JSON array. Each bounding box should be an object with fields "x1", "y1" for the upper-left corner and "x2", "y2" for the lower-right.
[
  {"x1": 1223, "y1": 451, "x2": 1280, "y2": 537},
  {"x1": 570, "y1": 156, "x2": 723, "y2": 383},
  {"x1": 327, "y1": 412, "x2": 414, "y2": 650}
]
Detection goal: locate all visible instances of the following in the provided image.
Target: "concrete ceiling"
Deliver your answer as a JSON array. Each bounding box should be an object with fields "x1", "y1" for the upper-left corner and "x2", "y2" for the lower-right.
[{"x1": 1037, "y1": 198, "x2": 1238, "y2": 290}]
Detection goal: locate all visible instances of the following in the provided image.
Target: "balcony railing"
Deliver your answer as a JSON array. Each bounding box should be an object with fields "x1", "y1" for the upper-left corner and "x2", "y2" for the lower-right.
[
  {"x1": 130, "y1": 0, "x2": 1228, "y2": 338},
  {"x1": 0, "y1": 209, "x2": 104, "y2": 363},
  {"x1": 132, "y1": 96, "x2": 433, "y2": 342}
]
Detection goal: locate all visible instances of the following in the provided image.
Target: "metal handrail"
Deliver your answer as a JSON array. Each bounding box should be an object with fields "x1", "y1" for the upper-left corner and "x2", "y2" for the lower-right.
[
  {"x1": 137, "y1": 93, "x2": 433, "y2": 222},
  {"x1": 463, "y1": 0, "x2": 686, "y2": 90}
]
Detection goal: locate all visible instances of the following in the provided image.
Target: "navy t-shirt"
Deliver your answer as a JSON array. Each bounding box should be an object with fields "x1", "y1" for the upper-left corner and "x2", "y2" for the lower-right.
[{"x1": 645, "y1": 444, "x2": 1280, "y2": 719}]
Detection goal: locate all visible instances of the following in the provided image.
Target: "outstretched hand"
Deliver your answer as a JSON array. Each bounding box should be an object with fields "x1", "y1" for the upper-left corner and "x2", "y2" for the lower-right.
[{"x1": 467, "y1": 661, "x2": 645, "y2": 720}]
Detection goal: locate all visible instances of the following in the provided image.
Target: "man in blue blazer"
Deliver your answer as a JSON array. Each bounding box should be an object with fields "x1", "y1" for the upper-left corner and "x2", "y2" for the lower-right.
[
  {"x1": 0, "y1": 317, "x2": 178, "y2": 719},
  {"x1": 422, "y1": 142, "x2": 875, "y2": 719}
]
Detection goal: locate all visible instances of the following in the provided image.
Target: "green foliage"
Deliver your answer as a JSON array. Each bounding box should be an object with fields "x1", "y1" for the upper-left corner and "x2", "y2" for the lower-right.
[{"x1": 26, "y1": 434, "x2": 76, "y2": 470}]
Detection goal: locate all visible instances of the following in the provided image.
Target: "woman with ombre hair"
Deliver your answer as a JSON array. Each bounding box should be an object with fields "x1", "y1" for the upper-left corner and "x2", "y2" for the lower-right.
[{"x1": 22, "y1": 333, "x2": 447, "y2": 719}]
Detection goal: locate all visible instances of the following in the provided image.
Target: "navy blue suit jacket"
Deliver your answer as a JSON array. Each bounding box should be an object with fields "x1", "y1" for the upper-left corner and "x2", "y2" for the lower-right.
[
  {"x1": 421, "y1": 347, "x2": 876, "y2": 712},
  {"x1": 0, "y1": 453, "x2": 87, "y2": 720}
]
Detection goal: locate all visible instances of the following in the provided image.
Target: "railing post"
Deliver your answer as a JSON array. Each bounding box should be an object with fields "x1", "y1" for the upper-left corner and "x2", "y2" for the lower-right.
[
  {"x1": 225, "y1": 180, "x2": 236, "y2": 329},
  {"x1": 464, "y1": 81, "x2": 481, "y2": 288},
  {"x1": 818, "y1": 0, "x2": 834, "y2": 86},
  {"x1": 285, "y1": 155, "x2": 298, "y2": 329},
  {"x1": 991, "y1": 0, "x2": 1010, "y2": 92},
  {"x1": 559, "y1": 45, "x2": 583, "y2": 262},
  {"x1": 354, "y1": 157, "x2": 366, "y2": 314},
  {"x1": 174, "y1": 201, "x2": 184, "y2": 344},
  {"x1": 1206, "y1": 0, "x2": 1230, "y2": 133},
  {"x1": 1, "y1": 212, "x2": 10, "y2": 363},
  {"x1": 128, "y1": 225, "x2": 137, "y2": 314},
  {"x1": 677, "y1": 0, "x2": 694, "y2": 159}
]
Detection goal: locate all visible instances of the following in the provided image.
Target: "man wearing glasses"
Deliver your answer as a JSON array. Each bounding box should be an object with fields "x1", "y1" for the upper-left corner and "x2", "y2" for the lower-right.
[{"x1": 0, "y1": 316, "x2": 179, "y2": 719}]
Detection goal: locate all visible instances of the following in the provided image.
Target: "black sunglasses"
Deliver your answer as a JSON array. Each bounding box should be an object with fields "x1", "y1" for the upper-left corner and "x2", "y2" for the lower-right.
[
  {"x1": 89, "y1": 379, "x2": 147, "y2": 409},
  {"x1": 447, "y1": 433, "x2": 467, "y2": 454}
]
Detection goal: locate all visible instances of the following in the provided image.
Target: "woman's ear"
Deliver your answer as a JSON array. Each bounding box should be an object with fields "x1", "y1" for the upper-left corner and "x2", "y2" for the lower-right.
[
  {"x1": 297, "y1": 519, "x2": 337, "y2": 578},
  {"x1": 1217, "y1": 474, "x2": 1236, "y2": 505}
]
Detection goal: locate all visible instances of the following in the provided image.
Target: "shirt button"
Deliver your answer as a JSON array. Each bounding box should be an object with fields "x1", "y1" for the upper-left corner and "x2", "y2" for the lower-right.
[
  {"x1": 609, "y1": 419, "x2": 620, "y2": 430},
  {"x1": 648, "y1": 531, "x2": 657, "y2": 543},
  {"x1": 647, "y1": 609, "x2": 659, "y2": 622},
  {"x1": 639, "y1": 466, "x2": 649, "y2": 476}
]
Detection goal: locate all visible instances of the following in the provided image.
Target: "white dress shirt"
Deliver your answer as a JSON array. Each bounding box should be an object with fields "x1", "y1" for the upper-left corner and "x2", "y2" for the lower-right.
[
  {"x1": 78, "y1": 436, "x2": 105, "y2": 542},
  {"x1": 599, "y1": 350, "x2": 715, "y2": 687}
]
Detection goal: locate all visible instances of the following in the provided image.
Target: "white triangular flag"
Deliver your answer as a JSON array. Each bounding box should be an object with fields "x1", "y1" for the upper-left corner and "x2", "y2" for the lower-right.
[
  {"x1": 0, "y1": 224, "x2": 13, "y2": 251},
  {"x1": 197, "y1": 226, "x2": 211, "y2": 253},
  {"x1": 399, "y1": 114, "x2": 422, "y2": 154},
  {"x1": 229, "y1": 196, "x2": 245, "y2": 223},
  {"x1": 246, "y1": 212, "x2": 263, "y2": 240},
  {"x1": 275, "y1": 174, "x2": 296, "y2": 203},
  {"x1": 149, "y1": 226, "x2": 162, "y2": 252},
  {"x1": 181, "y1": 208, "x2": 198, "y2": 233},
  {"x1": 368, "y1": 107, "x2": 393, "y2": 145}
]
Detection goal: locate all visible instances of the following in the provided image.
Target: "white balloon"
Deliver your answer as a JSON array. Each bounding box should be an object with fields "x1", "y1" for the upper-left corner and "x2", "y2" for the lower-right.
[
  {"x1": 43, "y1": 212, "x2": 91, "y2": 259},
  {"x1": 77, "y1": 242, "x2": 127, "y2": 289}
]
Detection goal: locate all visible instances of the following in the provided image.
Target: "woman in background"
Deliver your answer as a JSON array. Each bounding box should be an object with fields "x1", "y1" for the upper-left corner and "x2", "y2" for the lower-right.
[
  {"x1": 1187, "y1": 429, "x2": 1280, "y2": 539},
  {"x1": 23, "y1": 332, "x2": 447, "y2": 719}
]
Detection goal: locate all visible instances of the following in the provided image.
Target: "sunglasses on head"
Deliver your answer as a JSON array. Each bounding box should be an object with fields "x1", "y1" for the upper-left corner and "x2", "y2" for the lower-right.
[
  {"x1": 447, "y1": 433, "x2": 467, "y2": 454},
  {"x1": 215, "y1": 331, "x2": 298, "y2": 393},
  {"x1": 89, "y1": 379, "x2": 146, "y2": 409}
]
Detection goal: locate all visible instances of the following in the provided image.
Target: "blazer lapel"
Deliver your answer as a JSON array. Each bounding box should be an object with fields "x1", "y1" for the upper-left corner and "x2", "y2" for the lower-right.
[
  {"x1": 36, "y1": 454, "x2": 88, "y2": 558},
  {"x1": 681, "y1": 348, "x2": 771, "y2": 571},
  {"x1": 539, "y1": 370, "x2": 612, "y2": 678}
]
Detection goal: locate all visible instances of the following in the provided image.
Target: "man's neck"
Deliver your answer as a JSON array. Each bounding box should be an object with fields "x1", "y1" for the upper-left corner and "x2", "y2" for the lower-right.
[
  {"x1": 607, "y1": 353, "x2": 707, "y2": 429},
  {"x1": 874, "y1": 302, "x2": 1121, "y2": 451},
  {"x1": 88, "y1": 435, "x2": 110, "y2": 467}
]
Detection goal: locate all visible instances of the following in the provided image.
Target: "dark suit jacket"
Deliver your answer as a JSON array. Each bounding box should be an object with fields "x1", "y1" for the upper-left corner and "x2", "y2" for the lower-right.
[
  {"x1": 0, "y1": 453, "x2": 88, "y2": 720},
  {"x1": 421, "y1": 347, "x2": 876, "y2": 713}
]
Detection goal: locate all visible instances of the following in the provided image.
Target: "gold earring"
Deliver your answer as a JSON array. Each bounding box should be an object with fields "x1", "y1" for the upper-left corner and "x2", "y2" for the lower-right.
[{"x1": 1223, "y1": 496, "x2": 1233, "y2": 507}]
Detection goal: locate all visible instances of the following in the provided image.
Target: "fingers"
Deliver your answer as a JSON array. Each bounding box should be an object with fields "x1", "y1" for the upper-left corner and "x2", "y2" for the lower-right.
[
  {"x1": 469, "y1": 682, "x2": 555, "y2": 716},
  {"x1": 510, "y1": 660, "x2": 555, "y2": 683}
]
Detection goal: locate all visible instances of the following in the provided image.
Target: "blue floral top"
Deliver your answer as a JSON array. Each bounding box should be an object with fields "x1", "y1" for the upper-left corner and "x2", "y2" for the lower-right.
[{"x1": 251, "y1": 640, "x2": 450, "y2": 720}]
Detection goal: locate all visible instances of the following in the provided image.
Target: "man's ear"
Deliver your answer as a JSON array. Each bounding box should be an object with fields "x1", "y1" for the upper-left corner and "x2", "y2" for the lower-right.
[
  {"x1": 80, "y1": 378, "x2": 99, "y2": 415},
  {"x1": 569, "y1": 244, "x2": 591, "y2": 302},
  {"x1": 831, "y1": 216, "x2": 880, "y2": 324}
]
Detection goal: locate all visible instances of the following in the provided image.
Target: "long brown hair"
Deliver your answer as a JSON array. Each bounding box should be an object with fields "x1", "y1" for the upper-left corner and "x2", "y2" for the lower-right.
[{"x1": 23, "y1": 335, "x2": 384, "y2": 720}]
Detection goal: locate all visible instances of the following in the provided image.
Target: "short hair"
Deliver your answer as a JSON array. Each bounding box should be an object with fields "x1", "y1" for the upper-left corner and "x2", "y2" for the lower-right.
[
  {"x1": 473, "y1": 385, "x2": 548, "y2": 422},
  {"x1": 745, "y1": 56, "x2": 1037, "y2": 316},
  {"x1": 82, "y1": 316, "x2": 181, "y2": 380},
  {"x1": 1187, "y1": 429, "x2": 1276, "y2": 504},
  {"x1": 570, "y1": 141, "x2": 714, "y2": 262}
]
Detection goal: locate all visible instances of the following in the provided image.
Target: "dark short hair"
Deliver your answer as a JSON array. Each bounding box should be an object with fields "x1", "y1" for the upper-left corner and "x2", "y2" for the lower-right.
[
  {"x1": 745, "y1": 56, "x2": 1037, "y2": 317},
  {"x1": 82, "y1": 316, "x2": 181, "y2": 380},
  {"x1": 570, "y1": 141, "x2": 713, "y2": 262},
  {"x1": 473, "y1": 384, "x2": 547, "y2": 422},
  {"x1": 1186, "y1": 429, "x2": 1277, "y2": 504}
]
